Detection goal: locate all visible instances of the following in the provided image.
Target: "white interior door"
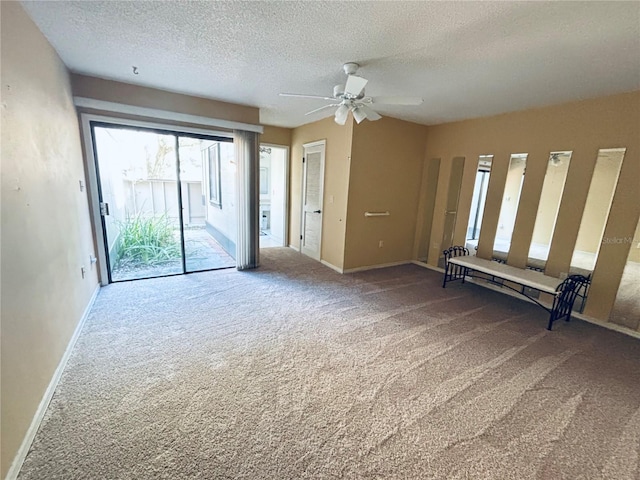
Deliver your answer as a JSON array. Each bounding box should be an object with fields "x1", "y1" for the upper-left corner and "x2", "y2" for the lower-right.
[{"x1": 301, "y1": 141, "x2": 325, "y2": 260}]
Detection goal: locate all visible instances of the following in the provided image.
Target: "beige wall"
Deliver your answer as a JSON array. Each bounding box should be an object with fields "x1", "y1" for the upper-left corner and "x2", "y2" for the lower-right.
[
  {"x1": 0, "y1": 3, "x2": 99, "y2": 477},
  {"x1": 344, "y1": 117, "x2": 428, "y2": 270},
  {"x1": 417, "y1": 91, "x2": 640, "y2": 324},
  {"x1": 261, "y1": 125, "x2": 292, "y2": 147},
  {"x1": 72, "y1": 74, "x2": 259, "y2": 125},
  {"x1": 290, "y1": 117, "x2": 353, "y2": 269}
]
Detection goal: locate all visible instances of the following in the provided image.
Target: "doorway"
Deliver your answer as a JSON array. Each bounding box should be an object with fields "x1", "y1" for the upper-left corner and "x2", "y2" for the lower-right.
[
  {"x1": 259, "y1": 144, "x2": 289, "y2": 248},
  {"x1": 91, "y1": 123, "x2": 236, "y2": 282},
  {"x1": 300, "y1": 141, "x2": 325, "y2": 260}
]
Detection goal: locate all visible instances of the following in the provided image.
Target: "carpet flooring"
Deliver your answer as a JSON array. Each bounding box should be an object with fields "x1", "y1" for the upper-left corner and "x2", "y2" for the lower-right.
[{"x1": 18, "y1": 248, "x2": 640, "y2": 479}]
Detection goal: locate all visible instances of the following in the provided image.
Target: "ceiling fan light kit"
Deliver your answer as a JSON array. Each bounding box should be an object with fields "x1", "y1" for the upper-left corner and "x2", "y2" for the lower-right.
[
  {"x1": 335, "y1": 104, "x2": 350, "y2": 125},
  {"x1": 279, "y1": 62, "x2": 423, "y2": 126}
]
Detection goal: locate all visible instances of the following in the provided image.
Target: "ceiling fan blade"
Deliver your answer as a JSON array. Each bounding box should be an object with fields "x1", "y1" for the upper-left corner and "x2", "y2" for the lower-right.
[
  {"x1": 344, "y1": 75, "x2": 368, "y2": 97},
  {"x1": 358, "y1": 105, "x2": 382, "y2": 121},
  {"x1": 305, "y1": 104, "x2": 340, "y2": 116},
  {"x1": 369, "y1": 96, "x2": 423, "y2": 106},
  {"x1": 280, "y1": 93, "x2": 336, "y2": 101}
]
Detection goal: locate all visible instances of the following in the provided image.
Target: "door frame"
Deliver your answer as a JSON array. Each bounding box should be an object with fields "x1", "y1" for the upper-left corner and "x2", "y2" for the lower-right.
[
  {"x1": 260, "y1": 143, "x2": 290, "y2": 247},
  {"x1": 80, "y1": 113, "x2": 233, "y2": 285},
  {"x1": 300, "y1": 140, "x2": 326, "y2": 261}
]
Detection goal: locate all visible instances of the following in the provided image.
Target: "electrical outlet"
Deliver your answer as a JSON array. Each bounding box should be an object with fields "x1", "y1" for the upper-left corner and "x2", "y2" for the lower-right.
[{"x1": 379, "y1": 240, "x2": 384, "y2": 248}]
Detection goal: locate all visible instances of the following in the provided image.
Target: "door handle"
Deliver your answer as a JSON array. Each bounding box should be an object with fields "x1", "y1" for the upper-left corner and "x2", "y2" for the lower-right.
[{"x1": 313, "y1": 209, "x2": 322, "y2": 214}]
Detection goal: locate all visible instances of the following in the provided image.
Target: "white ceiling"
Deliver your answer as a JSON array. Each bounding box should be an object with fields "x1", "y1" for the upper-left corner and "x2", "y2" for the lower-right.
[{"x1": 21, "y1": 1, "x2": 640, "y2": 128}]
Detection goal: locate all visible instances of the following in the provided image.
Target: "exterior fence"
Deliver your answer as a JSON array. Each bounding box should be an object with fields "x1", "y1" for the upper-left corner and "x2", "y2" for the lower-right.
[{"x1": 124, "y1": 179, "x2": 205, "y2": 226}]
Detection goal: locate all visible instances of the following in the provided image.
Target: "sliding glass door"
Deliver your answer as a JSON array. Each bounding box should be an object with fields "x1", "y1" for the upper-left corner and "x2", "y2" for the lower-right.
[
  {"x1": 178, "y1": 137, "x2": 237, "y2": 273},
  {"x1": 92, "y1": 123, "x2": 235, "y2": 282}
]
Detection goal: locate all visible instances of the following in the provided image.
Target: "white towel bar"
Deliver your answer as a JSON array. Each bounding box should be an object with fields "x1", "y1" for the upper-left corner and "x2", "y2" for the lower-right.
[{"x1": 364, "y1": 211, "x2": 390, "y2": 217}]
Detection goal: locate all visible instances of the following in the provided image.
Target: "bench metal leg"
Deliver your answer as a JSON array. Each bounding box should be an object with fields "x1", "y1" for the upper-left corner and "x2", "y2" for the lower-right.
[{"x1": 442, "y1": 264, "x2": 467, "y2": 288}]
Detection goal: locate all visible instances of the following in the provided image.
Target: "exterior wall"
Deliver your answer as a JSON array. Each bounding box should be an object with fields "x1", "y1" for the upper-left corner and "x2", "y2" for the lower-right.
[
  {"x1": 344, "y1": 117, "x2": 428, "y2": 270},
  {"x1": 417, "y1": 90, "x2": 640, "y2": 324},
  {"x1": 204, "y1": 142, "x2": 237, "y2": 256},
  {"x1": 290, "y1": 117, "x2": 353, "y2": 270},
  {"x1": 0, "y1": 3, "x2": 99, "y2": 476}
]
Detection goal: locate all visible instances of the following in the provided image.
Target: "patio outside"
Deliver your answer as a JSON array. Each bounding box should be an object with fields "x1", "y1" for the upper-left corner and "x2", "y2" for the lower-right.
[{"x1": 111, "y1": 226, "x2": 235, "y2": 282}]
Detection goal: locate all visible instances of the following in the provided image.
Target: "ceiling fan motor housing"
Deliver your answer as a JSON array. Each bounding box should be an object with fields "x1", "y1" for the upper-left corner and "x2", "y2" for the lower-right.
[{"x1": 343, "y1": 62, "x2": 359, "y2": 75}]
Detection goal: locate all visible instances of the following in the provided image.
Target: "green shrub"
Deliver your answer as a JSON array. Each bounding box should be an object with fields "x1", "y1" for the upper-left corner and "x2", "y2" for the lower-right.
[{"x1": 116, "y1": 214, "x2": 181, "y2": 267}]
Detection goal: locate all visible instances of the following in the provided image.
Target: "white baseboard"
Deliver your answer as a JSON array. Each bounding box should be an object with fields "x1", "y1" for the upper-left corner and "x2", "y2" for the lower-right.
[
  {"x1": 342, "y1": 260, "x2": 411, "y2": 274},
  {"x1": 287, "y1": 244, "x2": 300, "y2": 252},
  {"x1": 320, "y1": 259, "x2": 344, "y2": 274},
  {"x1": 571, "y1": 311, "x2": 640, "y2": 340},
  {"x1": 5, "y1": 284, "x2": 100, "y2": 480}
]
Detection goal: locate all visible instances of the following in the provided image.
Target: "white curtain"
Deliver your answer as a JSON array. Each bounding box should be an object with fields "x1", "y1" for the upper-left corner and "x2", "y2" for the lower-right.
[{"x1": 234, "y1": 129, "x2": 260, "y2": 270}]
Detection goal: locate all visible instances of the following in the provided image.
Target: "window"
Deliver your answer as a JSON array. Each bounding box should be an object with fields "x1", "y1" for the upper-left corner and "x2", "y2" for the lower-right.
[
  {"x1": 206, "y1": 143, "x2": 221, "y2": 207},
  {"x1": 466, "y1": 155, "x2": 493, "y2": 248}
]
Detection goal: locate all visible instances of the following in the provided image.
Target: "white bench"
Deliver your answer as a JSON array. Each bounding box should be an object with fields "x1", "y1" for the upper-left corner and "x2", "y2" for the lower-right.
[{"x1": 441, "y1": 246, "x2": 590, "y2": 330}]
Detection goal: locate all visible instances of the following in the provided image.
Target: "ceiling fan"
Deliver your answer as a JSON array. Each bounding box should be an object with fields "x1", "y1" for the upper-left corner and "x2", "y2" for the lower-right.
[{"x1": 279, "y1": 63, "x2": 423, "y2": 125}]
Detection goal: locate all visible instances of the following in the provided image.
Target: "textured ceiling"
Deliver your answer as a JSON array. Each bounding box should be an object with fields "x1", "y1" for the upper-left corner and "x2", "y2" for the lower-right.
[{"x1": 21, "y1": 1, "x2": 640, "y2": 128}]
